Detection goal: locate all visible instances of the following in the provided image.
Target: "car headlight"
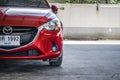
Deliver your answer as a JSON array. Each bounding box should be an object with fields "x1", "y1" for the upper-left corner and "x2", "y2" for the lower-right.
[{"x1": 43, "y1": 18, "x2": 61, "y2": 31}]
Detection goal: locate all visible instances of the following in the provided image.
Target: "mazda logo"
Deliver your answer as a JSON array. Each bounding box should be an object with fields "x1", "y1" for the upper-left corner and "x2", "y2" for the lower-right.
[{"x1": 3, "y1": 26, "x2": 13, "y2": 35}]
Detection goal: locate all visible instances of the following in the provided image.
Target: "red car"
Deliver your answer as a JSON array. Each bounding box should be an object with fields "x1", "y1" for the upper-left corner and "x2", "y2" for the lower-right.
[{"x1": 0, "y1": 0, "x2": 63, "y2": 66}]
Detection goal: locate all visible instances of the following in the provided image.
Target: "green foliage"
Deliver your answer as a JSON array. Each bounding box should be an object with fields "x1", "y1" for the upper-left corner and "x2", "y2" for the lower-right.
[
  {"x1": 81, "y1": 0, "x2": 96, "y2": 3},
  {"x1": 65, "y1": 0, "x2": 97, "y2": 3},
  {"x1": 65, "y1": 0, "x2": 118, "y2": 3},
  {"x1": 49, "y1": 0, "x2": 119, "y2": 4},
  {"x1": 110, "y1": 0, "x2": 118, "y2": 3},
  {"x1": 66, "y1": 0, "x2": 75, "y2": 3}
]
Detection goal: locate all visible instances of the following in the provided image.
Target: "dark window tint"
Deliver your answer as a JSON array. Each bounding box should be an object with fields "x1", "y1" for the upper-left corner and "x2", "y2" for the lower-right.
[{"x1": 0, "y1": 0, "x2": 48, "y2": 8}]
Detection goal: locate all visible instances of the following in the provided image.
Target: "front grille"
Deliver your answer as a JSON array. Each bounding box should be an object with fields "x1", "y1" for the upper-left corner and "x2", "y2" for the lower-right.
[
  {"x1": 0, "y1": 49, "x2": 40, "y2": 57},
  {"x1": 0, "y1": 26, "x2": 38, "y2": 49}
]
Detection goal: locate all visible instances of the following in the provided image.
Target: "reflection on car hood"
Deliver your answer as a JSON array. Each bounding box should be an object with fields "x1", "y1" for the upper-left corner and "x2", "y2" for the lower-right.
[
  {"x1": 0, "y1": 7, "x2": 57, "y2": 27},
  {"x1": 5, "y1": 8, "x2": 50, "y2": 16}
]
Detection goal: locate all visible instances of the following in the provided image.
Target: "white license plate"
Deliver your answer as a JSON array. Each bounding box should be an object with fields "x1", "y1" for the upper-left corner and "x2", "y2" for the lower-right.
[{"x1": 0, "y1": 35, "x2": 20, "y2": 46}]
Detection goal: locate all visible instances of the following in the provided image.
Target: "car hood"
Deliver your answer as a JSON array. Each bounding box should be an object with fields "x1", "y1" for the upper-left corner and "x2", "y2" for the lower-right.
[{"x1": 0, "y1": 7, "x2": 56, "y2": 27}]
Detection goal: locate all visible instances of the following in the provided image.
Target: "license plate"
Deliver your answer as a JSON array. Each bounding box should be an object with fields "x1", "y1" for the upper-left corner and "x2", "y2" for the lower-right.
[{"x1": 0, "y1": 35, "x2": 20, "y2": 46}]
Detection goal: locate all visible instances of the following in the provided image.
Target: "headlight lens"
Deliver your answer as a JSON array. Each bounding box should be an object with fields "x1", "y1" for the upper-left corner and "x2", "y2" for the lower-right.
[{"x1": 43, "y1": 18, "x2": 60, "y2": 31}]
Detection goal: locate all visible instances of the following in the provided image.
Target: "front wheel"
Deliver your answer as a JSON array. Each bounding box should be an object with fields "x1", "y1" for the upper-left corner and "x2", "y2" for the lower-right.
[{"x1": 49, "y1": 53, "x2": 63, "y2": 67}]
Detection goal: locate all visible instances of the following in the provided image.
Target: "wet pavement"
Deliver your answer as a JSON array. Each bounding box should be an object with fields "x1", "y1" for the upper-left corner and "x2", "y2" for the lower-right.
[{"x1": 0, "y1": 41, "x2": 120, "y2": 80}]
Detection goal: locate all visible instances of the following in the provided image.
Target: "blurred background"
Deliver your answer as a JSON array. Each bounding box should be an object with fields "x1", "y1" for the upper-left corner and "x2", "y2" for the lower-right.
[
  {"x1": 49, "y1": 0, "x2": 120, "y2": 4},
  {"x1": 49, "y1": 0, "x2": 120, "y2": 40}
]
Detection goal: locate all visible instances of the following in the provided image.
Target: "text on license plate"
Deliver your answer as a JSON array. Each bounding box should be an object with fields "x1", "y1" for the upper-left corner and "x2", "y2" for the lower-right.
[{"x1": 0, "y1": 36, "x2": 20, "y2": 46}]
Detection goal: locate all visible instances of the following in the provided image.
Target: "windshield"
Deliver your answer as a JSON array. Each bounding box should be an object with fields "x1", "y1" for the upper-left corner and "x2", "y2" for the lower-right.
[{"x1": 0, "y1": 0, "x2": 49, "y2": 8}]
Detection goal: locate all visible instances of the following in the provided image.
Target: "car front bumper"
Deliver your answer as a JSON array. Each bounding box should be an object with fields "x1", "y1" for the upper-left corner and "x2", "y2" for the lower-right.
[{"x1": 0, "y1": 26, "x2": 63, "y2": 60}]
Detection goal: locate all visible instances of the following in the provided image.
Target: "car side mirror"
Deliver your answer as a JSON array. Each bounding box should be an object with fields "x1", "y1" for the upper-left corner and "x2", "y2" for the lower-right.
[{"x1": 51, "y1": 5, "x2": 58, "y2": 14}]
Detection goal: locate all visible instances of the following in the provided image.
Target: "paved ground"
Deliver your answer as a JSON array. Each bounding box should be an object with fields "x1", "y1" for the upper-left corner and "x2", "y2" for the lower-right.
[{"x1": 0, "y1": 40, "x2": 120, "y2": 80}]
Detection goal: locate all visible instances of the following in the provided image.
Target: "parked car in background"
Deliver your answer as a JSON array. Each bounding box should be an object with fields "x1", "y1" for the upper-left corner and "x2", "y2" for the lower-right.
[{"x1": 0, "y1": 0, "x2": 63, "y2": 66}]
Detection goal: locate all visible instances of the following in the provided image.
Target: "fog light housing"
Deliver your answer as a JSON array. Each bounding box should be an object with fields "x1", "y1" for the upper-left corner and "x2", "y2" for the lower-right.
[{"x1": 52, "y1": 43, "x2": 59, "y2": 52}]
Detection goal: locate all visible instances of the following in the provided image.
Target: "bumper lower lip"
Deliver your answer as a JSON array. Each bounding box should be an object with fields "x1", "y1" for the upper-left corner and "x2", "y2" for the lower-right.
[
  {"x1": 0, "y1": 51, "x2": 61, "y2": 60},
  {"x1": 0, "y1": 26, "x2": 63, "y2": 60}
]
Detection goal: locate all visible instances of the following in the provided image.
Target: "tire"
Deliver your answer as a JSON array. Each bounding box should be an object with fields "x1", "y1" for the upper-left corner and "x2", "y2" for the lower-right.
[{"x1": 49, "y1": 53, "x2": 63, "y2": 67}]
